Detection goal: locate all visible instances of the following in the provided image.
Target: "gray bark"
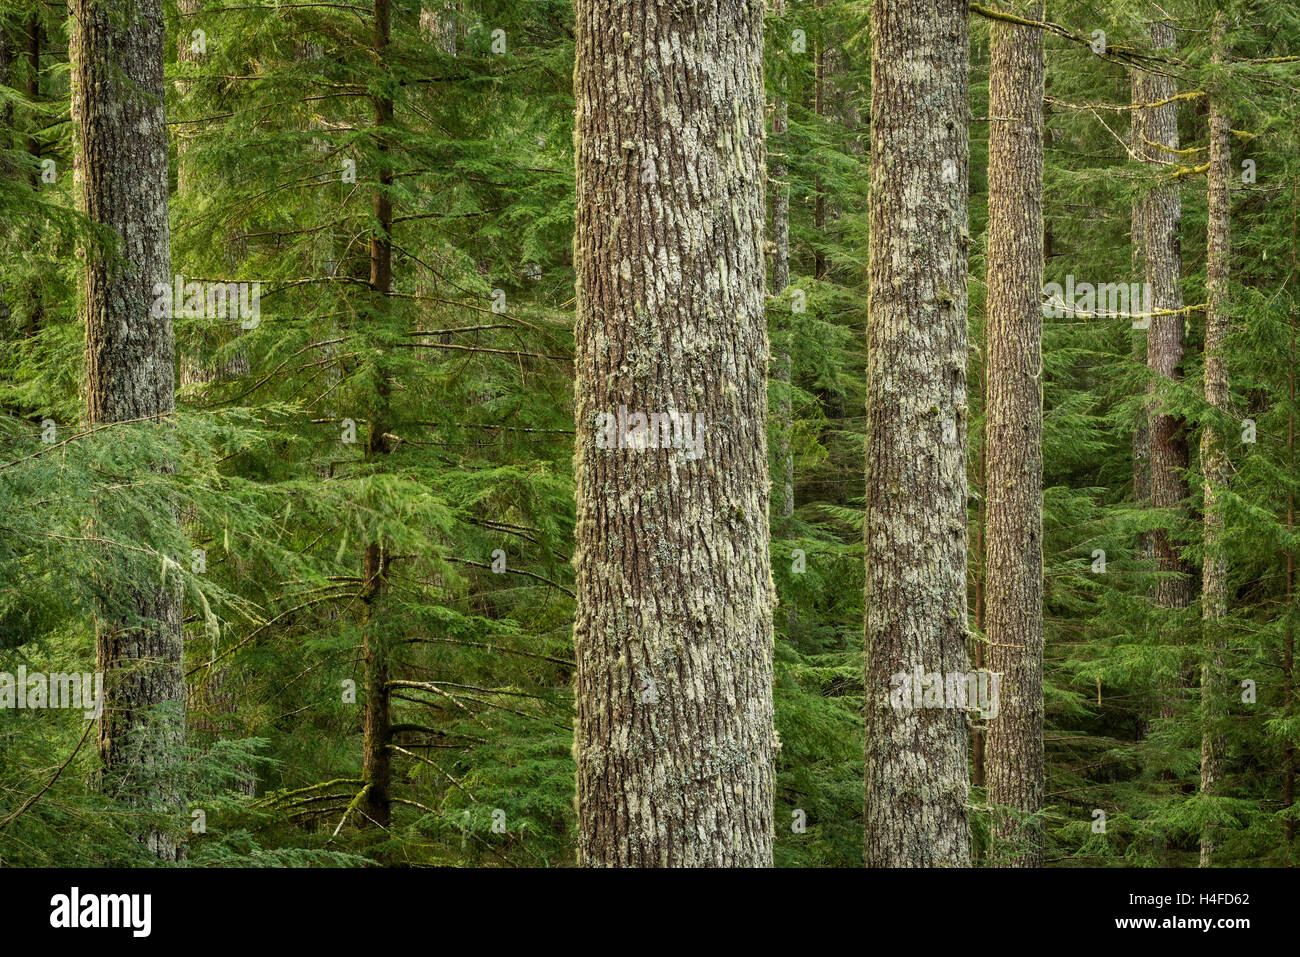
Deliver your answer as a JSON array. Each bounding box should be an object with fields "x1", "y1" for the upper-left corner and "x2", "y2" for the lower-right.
[
  {"x1": 572, "y1": 0, "x2": 776, "y2": 867},
  {"x1": 1141, "y1": 20, "x2": 1194, "y2": 719},
  {"x1": 1199, "y1": 10, "x2": 1231, "y2": 867},
  {"x1": 771, "y1": 0, "x2": 794, "y2": 531},
  {"x1": 72, "y1": 0, "x2": 184, "y2": 861},
  {"x1": 1131, "y1": 70, "x2": 1151, "y2": 562},
  {"x1": 984, "y1": 0, "x2": 1044, "y2": 869},
  {"x1": 864, "y1": 0, "x2": 972, "y2": 867}
]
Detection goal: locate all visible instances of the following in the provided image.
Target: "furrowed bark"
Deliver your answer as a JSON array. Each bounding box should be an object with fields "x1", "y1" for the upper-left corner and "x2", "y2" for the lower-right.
[
  {"x1": 771, "y1": 0, "x2": 794, "y2": 532},
  {"x1": 1131, "y1": 69, "x2": 1151, "y2": 569},
  {"x1": 1142, "y1": 19, "x2": 1193, "y2": 719},
  {"x1": 864, "y1": 0, "x2": 972, "y2": 868},
  {"x1": 72, "y1": 0, "x2": 185, "y2": 861},
  {"x1": 572, "y1": 0, "x2": 776, "y2": 867},
  {"x1": 984, "y1": 1, "x2": 1045, "y2": 869},
  {"x1": 1287, "y1": 179, "x2": 1298, "y2": 849},
  {"x1": 1198, "y1": 11, "x2": 1231, "y2": 868}
]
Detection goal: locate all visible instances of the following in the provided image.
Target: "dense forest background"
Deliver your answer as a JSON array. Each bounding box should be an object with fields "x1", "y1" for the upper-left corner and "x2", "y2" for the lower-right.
[{"x1": 0, "y1": 0, "x2": 1297, "y2": 867}]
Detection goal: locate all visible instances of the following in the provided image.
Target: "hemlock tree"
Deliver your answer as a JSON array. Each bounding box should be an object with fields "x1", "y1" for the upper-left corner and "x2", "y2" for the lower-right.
[
  {"x1": 1199, "y1": 9, "x2": 1231, "y2": 867},
  {"x1": 571, "y1": 0, "x2": 776, "y2": 867},
  {"x1": 72, "y1": 0, "x2": 184, "y2": 860},
  {"x1": 984, "y1": 1, "x2": 1045, "y2": 869},
  {"x1": 1141, "y1": 19, "x2": 1194, "y2": 720},
  {"x1": 864, "y1": 0, "x2": 972, "y2": 867}
]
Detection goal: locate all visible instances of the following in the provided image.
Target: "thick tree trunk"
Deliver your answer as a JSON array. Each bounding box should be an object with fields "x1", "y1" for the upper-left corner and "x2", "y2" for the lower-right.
[
  {"x1": 419, "y1": 2, "x2": 458, "y2": 56},
  {"x1": 984, "y1": 1, "x2": 1045, "y2": 869},
  {"x1": 864, "y1": 0, "x2": 972, "y2": 867},
  {"x1": 72, "y1": 0, "x2": 184, "y2": 861},
  {"x1": 1142, "y1": 20, "x2": 1193, "y2": 720},
  {"x1": 572, "y1": 0, "x2": 775, "y2": 867}
]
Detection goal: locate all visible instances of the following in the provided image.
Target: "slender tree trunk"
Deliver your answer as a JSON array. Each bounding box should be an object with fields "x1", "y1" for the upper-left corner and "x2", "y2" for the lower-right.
[
  {"x1": 1131, "y1": 70, "x2": 1151, "y2": 570},
  {"x1": 972, "y1": 371, "x2": 985, "y2": 795},
  {"x1": 360, "y1": 0, "x2": 395, "y2": 832},
  {"x1": 175, "y1": 0, "x2": 203, "y2": 196},
  {"x1": 1285, "y1": 179, "x2": 1297, "y2": 849},
  {"x1": 22, "y1": 16, "x2": 42, "y2": 337},
  {"x1": 812, "y1": 1, "x2": 827, "y2": 282},
  {"x1": 771, "y1": 0, "x2": 794, "y2": 534},
  {"x1": 25, "y1": 15, "x2": 38, "y2": 188},
  {"x1": 864, "y1": 0, "x2": 972, "y2": 867},
  {"x1": 572, "y1": 0, "x2": 775, "y2": 867},
  {"x1": 984, "y1": 1, "x2": 1045, "y2": 869},
  {"x1": 1198, "y1": 12, "x2": 1232, "y2": 868},
  {"x1": 72, "y1": 0, "x2": 185, "y2": 861},
  {"x1": 0, "y1": 27, "x2": 11, "y2": 331},
  {"x1": 173, "y1": 0, "x2": 250, "y2": 391},
  {"x1": 1142, "y1": 20, "x2": 1193, "y2": 720},
  {"x1": 361, "y1": 540, "x2": 392, "y2": 829}
]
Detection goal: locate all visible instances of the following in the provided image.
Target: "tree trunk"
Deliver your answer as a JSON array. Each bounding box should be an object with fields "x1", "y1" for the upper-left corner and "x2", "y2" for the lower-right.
[
  {"x1": 1287, "y1": 178, "x2": 1298, "y2": 850},
  {"x1": 1198, "y1": 11, "x2": 1232, "y2": 868},
  {"x1": 72, "y1": 0, "x2": 184, "y2": 861},
  {"x1": 419, "y1": 2, "x2": 458, "y2": 56},
  {"x1": 984, "y1": 1, "x2": 1045, "y2": 869},
  {"x1": 25, "y1": 16, "x2": 39, "y2": 188},
  {"x1": 771, "y1": 0, "x2": 794, "y2": 534},
  {"x1": 572, "y1": 0, "x2": 775, "y2": 867},
  {"x1": 22, "y1": 17, "x2": 42, "y2": 337},
  {"x1": 812, "y1": 0, "x2": 827, "y2": 282},
  {"x1": 1142, "y1": 19, "x2": 1193, "y2": 720},
  {"x1": 864, "y1": 0, "x2": 972, "y2": 867},
  {"x1": 1131, "y1": 70, "x2": 1151, "y2": 568}
]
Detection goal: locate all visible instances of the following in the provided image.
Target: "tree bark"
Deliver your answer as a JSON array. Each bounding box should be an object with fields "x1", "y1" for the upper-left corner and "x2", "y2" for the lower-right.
[
  {"x1": 864, "y1": 0, "x2": 972, "y2": 867},
  {"x1": 572, "y1": 0, "x2": 776, "y2": 867},
  {"x1": 419, "y1": 2, "x2": 458, "y2": 56},
  {"x1": 1142, "y1": 19, "x2": 1193, "y2": 721},
  {"x1": 812, "y1": 0, "x2": 827, "y2": 282},
  {"x1": 1198, "y1": 11, "x2": 1231, "y2": 868},
  {"x1": 72, "y1": 0, "x2": 184, "y2": 861},
  {"x1": 984, "y1": 1, "x2": 1044, "y2": 869},
  {"x1": 1286, "y1": 179, "x2": 1298, "y2": 850},
  {"x1": 771, "y1": 0, "x2": 794, "y2": 534},
  {"x1": 1131, "y1": 69, "x2": 1151, "y2": 567}
]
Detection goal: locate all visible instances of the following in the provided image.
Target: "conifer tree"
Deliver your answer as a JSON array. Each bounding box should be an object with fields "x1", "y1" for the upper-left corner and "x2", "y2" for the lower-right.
[
  {"x1": 984, "y1": 0, "x2": 1045, "y2": 869},
  {"x1": 864, "y1": 0, "x2": 972, "y2": 867},
  {"x1": 571, "y1": 0, "x2": 776, "y2": 867},
  {"x1": 71, "y1": 0, "x2": 185, "y2": 860}
]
